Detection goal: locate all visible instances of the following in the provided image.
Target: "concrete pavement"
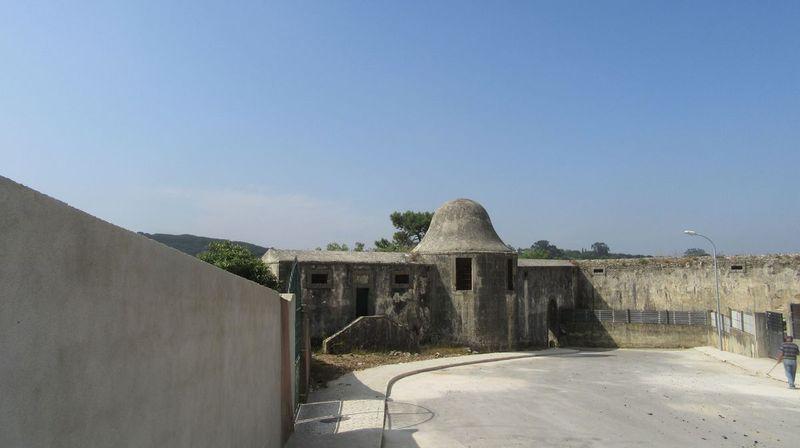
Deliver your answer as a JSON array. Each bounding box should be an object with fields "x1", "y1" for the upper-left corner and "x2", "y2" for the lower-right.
[
  {"x1": 285, "y1": 348, "x2": 576, "y2": 448},
  {"x1": 694, "y1": 346, "x2": 791, "y2": 384},
  {"x1": 384, "y1": 349, "x2": 799, "y2": 447}
]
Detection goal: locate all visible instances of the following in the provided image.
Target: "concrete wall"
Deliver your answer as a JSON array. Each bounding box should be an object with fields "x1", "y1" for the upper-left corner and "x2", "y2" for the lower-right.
[
  {"x1": 516, "y1": 266, "x2": 577, "y2": 348},
  {"x1": 272, "y1": 248, "x2": 800, "y2": 353},
  {"x1": 420, "y1": 253, "x2": 517, "y2": 350},
  {"x1": 708, "y1": 327, "x2": 760, "y2": 358},
  {"x1": 576, "y1": 256, "x2": 800, "y2": 314},
  {"x1": 321, "y1": 315, "x2": 419, "y2": 354},
  {"x1": 0, "y1": 177, "x2": 286, "y2": 448},
  {"x1": 707, "y1": 313, "x2": 784, "y2": 359},
  {"x1": 275, "y1": 261, "x2": 435, "y2": 344},
  {"x1": 278, "y1": 252, "x2": 520, "y2": 350},
  {"x1": 280, "y1": 293, "x2": 296, "y2": 442},
  {"x1": 562, "y1": 322, "x2": 709, "y2": 349}
]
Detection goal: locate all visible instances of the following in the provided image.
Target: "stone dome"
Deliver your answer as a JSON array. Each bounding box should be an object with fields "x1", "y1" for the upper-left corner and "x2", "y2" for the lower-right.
[{"x1": 412, "y1": 199, "x2": 513, "y2": 254}]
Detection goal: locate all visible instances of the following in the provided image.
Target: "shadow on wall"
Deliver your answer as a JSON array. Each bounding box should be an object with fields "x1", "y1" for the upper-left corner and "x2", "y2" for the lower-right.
[
  {"x1": 562, "y1": 270, "x2": 715, "y2": 349},
  {"x1": 559, "y1": 322, "x2": 620, "y2": 349},
  {"x1": 426, "y1": 269, "x2": 456, "y2": 346},
  {"x1": 577, "y1": 268, "x2": 616, "y2": 310},
  {"x1": 546, "y1": 297, "x2": 620, "y2": 349},
  {"x1": 516, "y1": 266, "x2": 578, "y2": 349},
  {"x1": 547, "y1": 298, "x2": 562, "y2": 347},
  {"x1": 559, "y1": 269, "x2": 618, "y2": 348}
]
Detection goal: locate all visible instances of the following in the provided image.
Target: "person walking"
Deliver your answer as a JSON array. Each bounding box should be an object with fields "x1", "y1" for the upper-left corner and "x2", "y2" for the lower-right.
[{"x1": 776, "y1": 335, "x2": 799, "y2": 389}]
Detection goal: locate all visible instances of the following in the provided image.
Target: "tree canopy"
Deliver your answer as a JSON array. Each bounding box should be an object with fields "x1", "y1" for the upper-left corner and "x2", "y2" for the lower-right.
[
  {"x1": 375, "y1": 210, "x2": 434, "y2": 252},
  {"x1": 684, "y1": 248, "x2": 710, "y2": 257},
  {"x1": 140, "y1": 232, "x2": 267, "y2": 257},
  {"x1": 591, "y1": 242, "x2": 610, "y2": 256},
  {"x1": 518, "y1": 240, "x2": 648, "y2": 260},
  {"x1": 518, "y1": 240, "x2": 564, "y2": 259},
  {"x1": 326, "y1": 242, "x2": 349, "y2": 251},
  {"x1": 198, "y1": 241, "x2": 278, "y2": 289},
  {"x1": 325, "y1": 242, "x2": 365, "y2": 251}
]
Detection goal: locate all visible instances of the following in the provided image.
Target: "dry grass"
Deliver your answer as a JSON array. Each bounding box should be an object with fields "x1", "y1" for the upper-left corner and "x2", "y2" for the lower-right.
[{"x1": 310, "y1": 345, "x2": 474, "y2": 390}]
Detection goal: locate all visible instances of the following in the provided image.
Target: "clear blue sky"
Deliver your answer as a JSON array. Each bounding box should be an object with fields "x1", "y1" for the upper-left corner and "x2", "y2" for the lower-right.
[{"x1": 3, "y1": 1, "x2": 798, "y2": 255}]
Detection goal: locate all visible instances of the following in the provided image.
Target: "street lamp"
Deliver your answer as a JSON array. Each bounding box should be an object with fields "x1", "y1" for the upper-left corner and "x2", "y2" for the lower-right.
[{"x1": 684, "y1": 230, "x2": 723, "y2": 351}]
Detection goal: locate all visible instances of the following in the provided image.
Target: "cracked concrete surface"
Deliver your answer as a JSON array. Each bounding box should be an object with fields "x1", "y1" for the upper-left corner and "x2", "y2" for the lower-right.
[{"x1": 384, "y1": 349, "x2": 799, "y2": 447}]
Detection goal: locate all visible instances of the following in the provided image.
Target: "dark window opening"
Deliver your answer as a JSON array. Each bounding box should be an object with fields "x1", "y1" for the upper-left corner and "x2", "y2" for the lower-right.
[
  {"x1": 356, "y1": 288, "x2": 369, "y2": 317},
  {"x1": 311, "y1": 273, "x2": 328, "y2": 284},
  {"x1": 730, "y1": 265, "x2": 744, "y2": 271},
  {"x1": 593, "y1": 268, "x2": 605, "y2": 274},
  {"x1": 507, "y1": 259, "x2": 514, "y2": 290},
  {"x1": 455, "y1": 258, "x2": 472, "y2": 291},
  {"x1": 394, "y1": 274, "x2": 410, "y2": 285}
]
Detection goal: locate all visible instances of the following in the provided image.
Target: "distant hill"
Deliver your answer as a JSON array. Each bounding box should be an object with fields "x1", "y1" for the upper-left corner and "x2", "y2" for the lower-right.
[{"x1": 139, "y1": 233, "x2": 268, "y2": 257}]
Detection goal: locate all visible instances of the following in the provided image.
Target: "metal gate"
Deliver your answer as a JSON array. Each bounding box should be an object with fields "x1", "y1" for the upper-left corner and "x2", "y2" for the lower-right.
[
  {"x1": 791, "y1": 303, "x2": 800, "y2": 338},
  {"x1": 765, "y1": 311, "x2": 785, "y2": 359}
]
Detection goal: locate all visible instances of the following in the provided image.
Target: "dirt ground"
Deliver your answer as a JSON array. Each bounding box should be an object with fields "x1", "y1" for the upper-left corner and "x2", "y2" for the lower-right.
[{"x1": 310, "y1": 346, "x2": 474, "y2": 390}]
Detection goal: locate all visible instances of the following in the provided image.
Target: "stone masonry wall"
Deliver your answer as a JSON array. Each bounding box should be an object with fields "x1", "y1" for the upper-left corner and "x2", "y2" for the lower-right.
[
  {"x1": 321, "y1": 315, "x2": 419, "y2": 354},
  {"x1": 277, "y1": 261, "x2": 434, "y2": 344},
  {"x1": 516, "y1": 266, "x2": 577, "y2": 348},
  {"x1": 420, "y1": 253, "x2": 517, "y2": 350},
  {"x1": 576, "y1": 255, "x2": 800, "y2": 315}
]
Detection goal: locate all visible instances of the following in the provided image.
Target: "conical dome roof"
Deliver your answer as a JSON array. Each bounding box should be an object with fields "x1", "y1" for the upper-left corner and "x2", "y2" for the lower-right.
[{"x1": 413, "y1": 199, "x2": 512, "y2": 254}]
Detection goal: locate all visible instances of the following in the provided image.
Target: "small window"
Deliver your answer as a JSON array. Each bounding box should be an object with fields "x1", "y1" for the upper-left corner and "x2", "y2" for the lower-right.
[
  {"x1": 394, "y1": 274, "x2": 410, "y2": 285},
  {"x1": 507, "y1": 259, "x2": 514, "y2": 290},
  {"x1": 455, "y1": 258, "x2": 472, "y2": 291},
  {"x1": 311, "y1": 273, "x2": 328, "y2": 284},
  {"x1": 730, "y1": 265, "x2": 744, "y2": 272},
  {"x1": 593, "y1": 268, "x2": 605, "y2": 274}
]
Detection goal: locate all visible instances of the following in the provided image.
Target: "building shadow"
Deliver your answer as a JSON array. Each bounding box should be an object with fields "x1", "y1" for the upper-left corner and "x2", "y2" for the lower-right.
[
  {"x1": 558, "y1": 269, "x2": 619, "y2": 349},
  {"x1": 309, "y1": 355, "x2": 352, "y2": 390},
  {"x1": 427, "y1": 268, "x2": 457, "y2": 346},
  {"x1": 385, "y1": 400, "x2": 436, "y2": 430},
  {"x1": 289, "y1": 369, "x2": 425, "y2": 448}
]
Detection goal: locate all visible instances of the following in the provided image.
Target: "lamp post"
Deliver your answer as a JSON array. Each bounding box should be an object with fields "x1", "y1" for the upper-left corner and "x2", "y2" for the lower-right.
[{"x1": 684, "y1": 230, "x2": 724, "y2": 351}]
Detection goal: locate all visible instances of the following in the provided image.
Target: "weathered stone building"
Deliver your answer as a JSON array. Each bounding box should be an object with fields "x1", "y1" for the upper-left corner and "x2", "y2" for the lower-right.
[
  {"x1": 264, "y1": 199, "x2": 535, "y2": 349},
  {"x1": 264, "y1": 198, "x2": 800, "y2": 349}
]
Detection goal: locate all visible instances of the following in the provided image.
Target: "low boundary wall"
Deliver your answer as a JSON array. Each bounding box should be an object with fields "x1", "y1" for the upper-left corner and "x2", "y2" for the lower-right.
[
  {"x1": 562, "y1": 321, "x2": 709, "y2": 348},
  {"x1": 560, "y1": 308, "x2": 710, "y2": 348},
  {"x1": 322, "y1": 315, "x2": 419, "y2": 354},
  {"x1": 708, "y1": 311, "x2": 785, "y2": 358},
  {"x1": 0, "y1": 177, "x2": 288, "y2": 447}
]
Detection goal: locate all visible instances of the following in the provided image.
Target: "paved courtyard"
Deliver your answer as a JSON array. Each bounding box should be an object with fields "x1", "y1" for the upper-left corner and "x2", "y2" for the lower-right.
[{"x1": 384, "y1": 349, "x2": 798, "y2": 447}]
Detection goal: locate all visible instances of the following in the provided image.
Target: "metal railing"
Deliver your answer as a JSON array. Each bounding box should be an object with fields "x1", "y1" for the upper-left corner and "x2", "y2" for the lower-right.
[
  {"x1": 562, "y1": 309, "x2": 708, "y2": 326},
  {"x1": 712, "y1": 309, "x2": 761, "y2": 336}
]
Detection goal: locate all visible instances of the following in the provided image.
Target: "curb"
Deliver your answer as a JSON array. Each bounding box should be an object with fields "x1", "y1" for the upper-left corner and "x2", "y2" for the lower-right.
[
  {"x1": 384, "y1": 348, "x2": 579, "y2": 397},
  {"x1": 380, "y1": 348, "x2": 580, "y2": 447},
  {"x1": 693, "y1": 347, "x2": 787, "y2": 384}
]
